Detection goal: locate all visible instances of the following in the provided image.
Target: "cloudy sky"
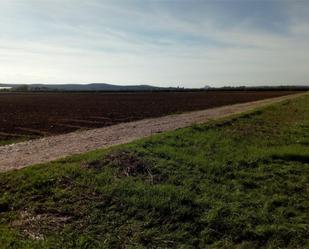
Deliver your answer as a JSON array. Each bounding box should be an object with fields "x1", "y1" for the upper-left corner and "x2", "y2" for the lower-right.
[{"x1": 0, "y1": 0, "x2": 309, "y2": 87}]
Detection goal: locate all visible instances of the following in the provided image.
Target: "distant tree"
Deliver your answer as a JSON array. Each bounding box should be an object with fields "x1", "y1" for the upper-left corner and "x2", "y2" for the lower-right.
[{"x1": 15, "y1": 85, "x2": 29, "y2": 92}]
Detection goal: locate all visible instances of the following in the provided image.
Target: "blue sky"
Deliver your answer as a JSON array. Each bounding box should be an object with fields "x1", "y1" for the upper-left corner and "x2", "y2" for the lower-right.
[{"x1": 0, "y1": 0, "x2": 309, "y2": 87}]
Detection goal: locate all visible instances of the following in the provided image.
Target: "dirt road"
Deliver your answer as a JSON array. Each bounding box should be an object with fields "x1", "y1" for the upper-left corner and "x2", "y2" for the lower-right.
[{"x1": 0, "y1": 93, "x2": 305, "y2": 172}]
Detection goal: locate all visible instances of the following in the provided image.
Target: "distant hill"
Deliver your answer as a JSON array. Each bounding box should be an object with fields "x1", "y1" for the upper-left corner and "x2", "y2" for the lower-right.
[
  {"x1": 1, "y1": 83, "x2": 308, "y2": 92},
  {"x1": 0, "y1": 83, "x2": 168, "y2": 92}
]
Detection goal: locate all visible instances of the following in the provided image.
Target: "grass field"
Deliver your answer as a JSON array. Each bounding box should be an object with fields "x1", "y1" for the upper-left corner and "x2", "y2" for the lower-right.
[{"x1": 0, "y1": 95, "x2": 308, "y2": 248}]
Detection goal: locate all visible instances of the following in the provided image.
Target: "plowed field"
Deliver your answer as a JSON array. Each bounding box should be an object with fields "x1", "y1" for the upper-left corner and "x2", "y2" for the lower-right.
[{"x1": 0, "y1": 91, "x2": 298, "y2": 142}]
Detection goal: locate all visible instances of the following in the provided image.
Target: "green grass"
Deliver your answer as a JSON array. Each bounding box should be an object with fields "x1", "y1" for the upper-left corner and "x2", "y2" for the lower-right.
[
  {"x1": 0, "y1": 95, "x2": 308, "y2": 249},
  {"x1": 0, "y1": 135, "x2": 38, "y2": 146},
  {"x1": 0, "y1": 140, "x2": 16, "y2": 146}
]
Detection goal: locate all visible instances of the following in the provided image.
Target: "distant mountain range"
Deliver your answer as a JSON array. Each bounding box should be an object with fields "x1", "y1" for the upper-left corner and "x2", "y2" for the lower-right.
[{"x1": 0, "y1": 83, "x2": 173, "y2": 91}]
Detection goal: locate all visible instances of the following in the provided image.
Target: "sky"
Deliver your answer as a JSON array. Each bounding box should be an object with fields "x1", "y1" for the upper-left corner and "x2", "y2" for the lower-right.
[{"x1": 0, "y1": 0, "x2": 309, "y2": 88}]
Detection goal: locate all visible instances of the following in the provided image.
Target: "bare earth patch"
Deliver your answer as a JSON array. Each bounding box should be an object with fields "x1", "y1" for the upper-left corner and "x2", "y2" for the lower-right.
[
  {"x1": 0, "y1": 93, "x2": 306, "y2": 172},
  {"x1": 11, "y1": 210, "x2": 71, "y2": 240}
]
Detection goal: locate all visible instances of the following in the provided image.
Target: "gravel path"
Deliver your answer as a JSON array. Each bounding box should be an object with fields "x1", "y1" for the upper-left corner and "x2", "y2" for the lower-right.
[{"x1": 0, "y1": 93, "x2": 305, "y2": 172}]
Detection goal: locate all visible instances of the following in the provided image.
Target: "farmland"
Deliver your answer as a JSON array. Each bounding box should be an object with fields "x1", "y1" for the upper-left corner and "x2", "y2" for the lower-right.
[
  {"x1": 0, "y1": 91, "x2": 298, "y2": 145},
  {"x1": 0, "y1": 94, "x2": 308, "y2": 248}
]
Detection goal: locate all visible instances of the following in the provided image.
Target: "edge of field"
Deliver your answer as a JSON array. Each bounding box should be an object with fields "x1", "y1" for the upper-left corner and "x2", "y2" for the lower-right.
[
  {"x1": 0, "y1": 92, "x2": 307, "y2": 173},
  {"x1": 0, "y1": 91, "x2": 304, "y2": 147},
  {"x1": 11, "y1": 91, "x2": 309, "y2": 168}
]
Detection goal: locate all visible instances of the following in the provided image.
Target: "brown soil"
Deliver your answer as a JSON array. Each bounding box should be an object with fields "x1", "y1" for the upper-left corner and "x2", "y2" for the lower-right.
[{"x1": 0, "y1": 91, "x2": 297, "y2": 142}]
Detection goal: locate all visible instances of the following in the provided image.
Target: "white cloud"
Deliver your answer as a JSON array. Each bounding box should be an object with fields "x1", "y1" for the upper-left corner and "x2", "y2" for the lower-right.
[{"x1": 0, "y1": 0, "x2": 308, "y2": 87}]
